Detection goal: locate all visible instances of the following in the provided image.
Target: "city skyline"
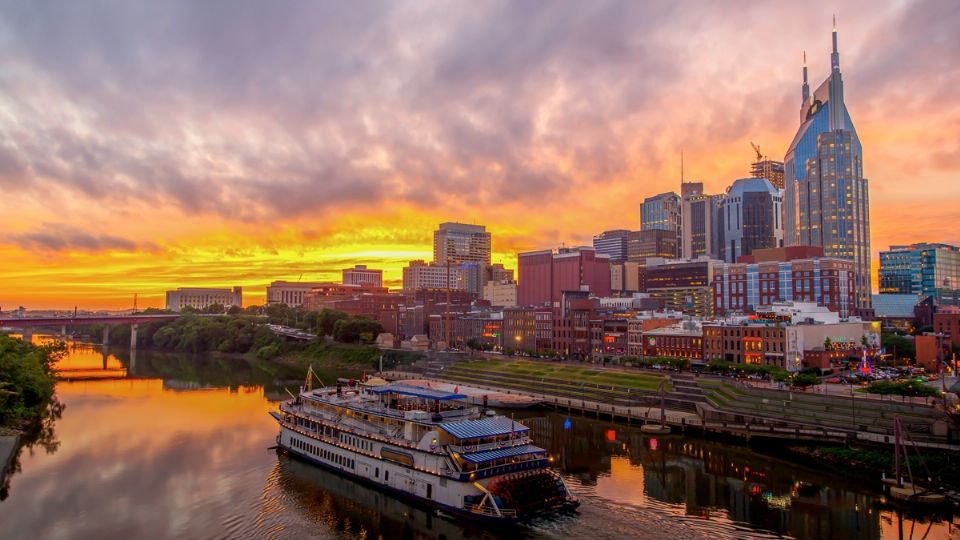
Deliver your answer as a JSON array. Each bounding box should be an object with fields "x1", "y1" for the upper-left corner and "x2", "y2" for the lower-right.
[{"x1": 1, "y1": 1, "x2": 958, "y2": 309}]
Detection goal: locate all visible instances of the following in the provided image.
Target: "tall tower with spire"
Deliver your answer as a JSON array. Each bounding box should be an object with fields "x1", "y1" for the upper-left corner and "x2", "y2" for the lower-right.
[{"x1": 784, "y1": 18, "x2": 872, "y2": 312}]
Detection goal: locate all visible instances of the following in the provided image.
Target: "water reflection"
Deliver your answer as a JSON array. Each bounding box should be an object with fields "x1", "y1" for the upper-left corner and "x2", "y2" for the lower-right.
[
  {"x1": 1, "y1": 336, "x2": 957, "y2": 539},
  {"x1": 266, "y1": 455, "x2": 504, "y2": 540},
  {"x1": 521, "y1": 412, "x2": 959, "y2": 539}
]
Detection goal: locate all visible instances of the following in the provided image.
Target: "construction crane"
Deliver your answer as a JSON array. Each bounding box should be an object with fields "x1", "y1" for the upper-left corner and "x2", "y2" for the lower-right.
[{"x1": 750, "y1": 141, "x2": 764, "y2": 161}]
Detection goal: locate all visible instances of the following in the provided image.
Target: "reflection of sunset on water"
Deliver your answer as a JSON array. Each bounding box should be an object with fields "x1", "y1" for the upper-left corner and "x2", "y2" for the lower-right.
[{"x1": 2, "y1": 339, "x2": 957, "y2": 539}]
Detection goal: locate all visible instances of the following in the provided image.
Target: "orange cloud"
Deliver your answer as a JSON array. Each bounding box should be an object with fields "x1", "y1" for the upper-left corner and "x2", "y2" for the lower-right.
[{"x1": 0, "y1": 1, "x2": 958, "y2": 309}]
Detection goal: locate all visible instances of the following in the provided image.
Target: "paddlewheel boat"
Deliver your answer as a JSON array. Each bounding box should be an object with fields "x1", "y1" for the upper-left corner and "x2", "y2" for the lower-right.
[{"x1": 271, "y1": 377, "x2": 579, "y2": 523}]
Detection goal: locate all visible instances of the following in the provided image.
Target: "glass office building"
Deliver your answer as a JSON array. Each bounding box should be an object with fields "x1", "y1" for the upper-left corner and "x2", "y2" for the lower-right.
[
  {"x1": 784, "y1": 22, "x2": 871, "y2": 310},
  {"x1": 879, "y1": 243, "x2": 960, "y2": 306}
]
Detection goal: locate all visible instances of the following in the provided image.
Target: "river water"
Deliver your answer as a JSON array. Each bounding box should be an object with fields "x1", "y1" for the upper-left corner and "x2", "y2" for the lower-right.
[{"x1": 0, "y1": 337, "x2": 956, "y2": 539}]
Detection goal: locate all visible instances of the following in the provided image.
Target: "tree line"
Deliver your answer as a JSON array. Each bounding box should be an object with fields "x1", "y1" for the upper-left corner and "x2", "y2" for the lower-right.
[{"x1": 90, "y1": 306, "x2": 386, "y2": 360}]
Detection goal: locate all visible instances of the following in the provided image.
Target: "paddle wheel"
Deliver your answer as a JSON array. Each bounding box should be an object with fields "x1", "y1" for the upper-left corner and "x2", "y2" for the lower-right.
[{"x1": 486, "y1": 469, "x2": 576, "y2": 516}]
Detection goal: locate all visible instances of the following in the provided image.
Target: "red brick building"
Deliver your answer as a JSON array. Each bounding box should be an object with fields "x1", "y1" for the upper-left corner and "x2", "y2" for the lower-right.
[
  {"x1": 713, "y1": 248, "x2": 857, "y2": 317},
  {"x1": 642, "y1": 323, "x2": 703, "y2": 361},
  {"x1": 517, "y1": 247, "x2": 611, "y2": 307},
  {"x1": 933, "y1": 312, "x2": 960, "y2": 349}
]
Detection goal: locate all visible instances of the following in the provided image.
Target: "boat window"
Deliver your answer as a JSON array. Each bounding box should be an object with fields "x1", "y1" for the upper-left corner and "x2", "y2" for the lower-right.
[
  {"x1": 375, "y1": 468, "x2": 379, "y2": 478},
  {"x1": 385, "y1": 470, "x2": 389, "y2": 481},
  {"x1": 426, "y1": 484, "x2": 432, "y2": 499}
]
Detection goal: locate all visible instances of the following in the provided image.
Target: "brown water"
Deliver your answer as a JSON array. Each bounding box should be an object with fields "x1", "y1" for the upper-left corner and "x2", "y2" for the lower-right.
[{"x1": 0, "y1": 337, "x2": 956, "y2": 539}]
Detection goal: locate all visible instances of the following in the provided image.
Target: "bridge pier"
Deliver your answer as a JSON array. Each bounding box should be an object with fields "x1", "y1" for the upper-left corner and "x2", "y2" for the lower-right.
[
  {"x1": 130, "y1": 323, "x2": 138, "y2": 350},
  {"x1": 102, "y1": 325, "x2": 110, "y2": 346},
  {"x1": 61, "y1": 325, "x2": 67, "y2": 337},
  {"x1": 21, "y1": 328, "x2": 33, "y2": 343}
]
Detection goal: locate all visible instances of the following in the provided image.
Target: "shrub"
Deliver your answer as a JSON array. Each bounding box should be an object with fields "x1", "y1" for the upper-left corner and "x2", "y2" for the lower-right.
[{"x1": 865, "y1": 380, "x2": 939, "y2": 397}]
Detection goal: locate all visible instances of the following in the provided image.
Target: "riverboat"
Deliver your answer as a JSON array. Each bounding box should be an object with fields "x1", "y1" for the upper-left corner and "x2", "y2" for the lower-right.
[{"x1": 271, "y1": 378, "x2": 579, "y2": 523}]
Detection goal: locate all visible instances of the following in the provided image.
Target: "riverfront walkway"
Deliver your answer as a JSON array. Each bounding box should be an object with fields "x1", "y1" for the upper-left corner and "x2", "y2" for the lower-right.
[{"x1": 385, "y1": 368, "x2": 960, "y2": 451}]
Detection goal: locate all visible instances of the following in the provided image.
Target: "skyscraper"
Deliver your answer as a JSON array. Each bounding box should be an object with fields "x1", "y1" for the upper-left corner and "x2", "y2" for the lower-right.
[
  {"x1": 593, "y1": 229, "x2": 632, "y2": 263},
  {"x1": 681, "y1": 182, "x2": 724, "y2": 260},
  {"x1": 718, "y1": 178, "x2": 783, "y2": 263},
  {"x1": 784, "y1": 19, "x2": 871, "y2": 310},
  {"x1": 433, "y1": 222, "x2": 491, "y2": 266},
  {"x1": 640, "y1": 192, "x2": 681, "y2": 257}
]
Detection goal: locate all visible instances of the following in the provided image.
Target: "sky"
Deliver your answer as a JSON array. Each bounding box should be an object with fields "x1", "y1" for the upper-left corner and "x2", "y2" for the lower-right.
[{"x1": 0, "y1": 0, "x2": 957, "y2": 310}]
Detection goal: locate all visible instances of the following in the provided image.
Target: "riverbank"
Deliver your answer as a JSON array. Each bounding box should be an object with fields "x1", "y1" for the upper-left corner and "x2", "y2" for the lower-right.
[
  {"x1": 785, "y1": 445, "x2": 960, "y2": 492},
  {"x1": 0, "y1": 334, "x2": 62, "y2": 435}
]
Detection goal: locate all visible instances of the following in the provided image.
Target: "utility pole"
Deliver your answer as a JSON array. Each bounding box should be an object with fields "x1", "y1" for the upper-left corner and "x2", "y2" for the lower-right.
[
  {"x1": 445, "y1": 252, "x2": 451, "y2": 351},
  {"x1": 133, "y1": 293, "x2": 138, "y2": 314}
]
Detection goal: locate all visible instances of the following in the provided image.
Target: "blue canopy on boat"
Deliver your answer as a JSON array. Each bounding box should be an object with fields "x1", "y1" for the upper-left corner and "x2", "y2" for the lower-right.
[
  {"x1": 459, "y1": 444, "x2": 546, "y2": 464},
  {"x1": 440, "y1": 417, "x2": 530, "y2": 440},
  {"x1": 368, "y1": 384, "x2": 467, "y2": 401}
]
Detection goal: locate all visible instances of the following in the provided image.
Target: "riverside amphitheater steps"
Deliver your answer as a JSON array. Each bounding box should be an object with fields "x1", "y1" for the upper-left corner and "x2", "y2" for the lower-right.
[
  {"x1": 418, "y1": 364, "x2": 704, "y2": 413},
  {"x1": 696, "y1": 379, "x2": 946, "y2": 442}
]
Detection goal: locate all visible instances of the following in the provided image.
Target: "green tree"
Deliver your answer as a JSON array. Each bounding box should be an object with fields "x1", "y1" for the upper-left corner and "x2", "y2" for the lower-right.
[
  {"x1": 881, "y1": 331, "x2": 915, "y2": 360},
  {"x1": 203, "y1": 303, "x2": 225, "y2": 314},
  {"x1": 333, "y1": 316, "x2": 384, "y2": 344},
  {"x1": 0, "y1": 335, "x2": 64, "y2": 428},
  {"x1": 317, "y1": 309, "x2": 349, "y2": 337},
  {"x1": 792, "y1": 373, "x2": 820, "y2": 388}
]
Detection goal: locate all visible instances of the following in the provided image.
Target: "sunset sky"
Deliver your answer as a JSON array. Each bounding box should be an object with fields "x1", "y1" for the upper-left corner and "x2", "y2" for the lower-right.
[{"x1": 1, "y1": 0, "x2": 957, "y2": 310}]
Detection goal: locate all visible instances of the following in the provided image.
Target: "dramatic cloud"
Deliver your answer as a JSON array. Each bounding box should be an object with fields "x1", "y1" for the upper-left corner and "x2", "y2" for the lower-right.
[
  {"x1": 11, "y1": 223, "x2": 145, "y2": 253},
  {"x1": 0, "y1": 0, "x2": 957, "y2": 308}
]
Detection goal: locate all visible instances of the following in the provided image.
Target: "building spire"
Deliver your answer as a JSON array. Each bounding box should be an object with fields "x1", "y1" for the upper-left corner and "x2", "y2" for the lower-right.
[
  {"x1": 801, "y1": 50, "x2": 810, "y2": 106},
  {"x1": 831, "y1": 14, "x2": 840, "y2": 71},
  {"x1": 828, "y1": 16, "x2": 846, "y2": 130}
]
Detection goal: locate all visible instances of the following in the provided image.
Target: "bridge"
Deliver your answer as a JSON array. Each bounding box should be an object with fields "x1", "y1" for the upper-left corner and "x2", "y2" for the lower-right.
[
  {"x1": 0, "y1": 314, "x2": 182, "y2": 349},
  {"x1": 265, "y1": 324, "x2": 316, "y2": 341}
]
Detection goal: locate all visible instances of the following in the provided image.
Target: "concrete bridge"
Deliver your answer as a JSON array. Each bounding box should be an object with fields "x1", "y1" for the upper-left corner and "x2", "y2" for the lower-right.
[{"x1": 0, "y1": 314, "x2": 181, "y2": 349}]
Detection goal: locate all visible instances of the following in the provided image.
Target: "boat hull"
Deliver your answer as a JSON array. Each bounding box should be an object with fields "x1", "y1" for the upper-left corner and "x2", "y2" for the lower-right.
[
  {"x1": 276, "y1": 425, "x2": 578, "y2": 524},
  {"x1": 279, "y1": 442, "x2": 530, "y2": 525}
]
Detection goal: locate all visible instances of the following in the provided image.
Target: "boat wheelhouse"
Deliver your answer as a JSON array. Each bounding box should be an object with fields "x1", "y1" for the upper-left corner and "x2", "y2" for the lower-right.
[{"x1": 272, "y1": 381, "x2": 578, "y2": 522}]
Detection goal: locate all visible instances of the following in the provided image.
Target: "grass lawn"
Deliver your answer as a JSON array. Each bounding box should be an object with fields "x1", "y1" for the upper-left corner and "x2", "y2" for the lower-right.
[{"x1": 453, "y1": 360, "x2": 669, "y2": 391}]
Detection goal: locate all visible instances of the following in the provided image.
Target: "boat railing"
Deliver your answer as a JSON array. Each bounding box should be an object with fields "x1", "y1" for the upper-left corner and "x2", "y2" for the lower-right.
[
  {"x1": 464, "y1": 503, "x2": 518, "y2": 518},
  {"x1": 448, "y1": 438, "x2": 531, "y2": 454}
]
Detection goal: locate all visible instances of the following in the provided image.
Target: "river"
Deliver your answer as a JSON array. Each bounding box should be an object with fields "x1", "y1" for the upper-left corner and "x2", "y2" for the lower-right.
[{"x1": 0, "y1": 337, "x2": 956, "y2": 539}]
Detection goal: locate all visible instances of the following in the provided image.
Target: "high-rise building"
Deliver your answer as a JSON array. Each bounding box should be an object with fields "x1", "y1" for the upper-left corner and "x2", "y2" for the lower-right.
[
  {"x1": 433, "y1": 222, "x2": 491, "y2": 266},
  {"x1": 750, "y1": 160, "x2": 786, "y2": 191},
  {"x1": 784, "y1": 21, "x2": 871, "y2": 310},
  {"x1": 517, "y1": 247, "x2": 611, "y2": 307},
  {"x1": 640, "y1": 192, "x2": 681, "y2": 257},
  {"x1": 681, "y1": 182, "x2": 724, "y2": 260},
  {"x1": 879, "y1": 243, "x2": 960, "y2": 306},
  {"x1": 593, "y1": 229, "x2": 632, "y2": 263},
  {"x1": 341, "y1": 265, "x2": 383, "y2": 288},
  {"x1": 718, "y1": 178, "x2": 783, "y2": 263},
  {"x1": 626, "y1": 229, "x2": 678, "y2": 262},
  {"x1": 401, "y1": 260, "x2": 469, "y2": 291}
]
